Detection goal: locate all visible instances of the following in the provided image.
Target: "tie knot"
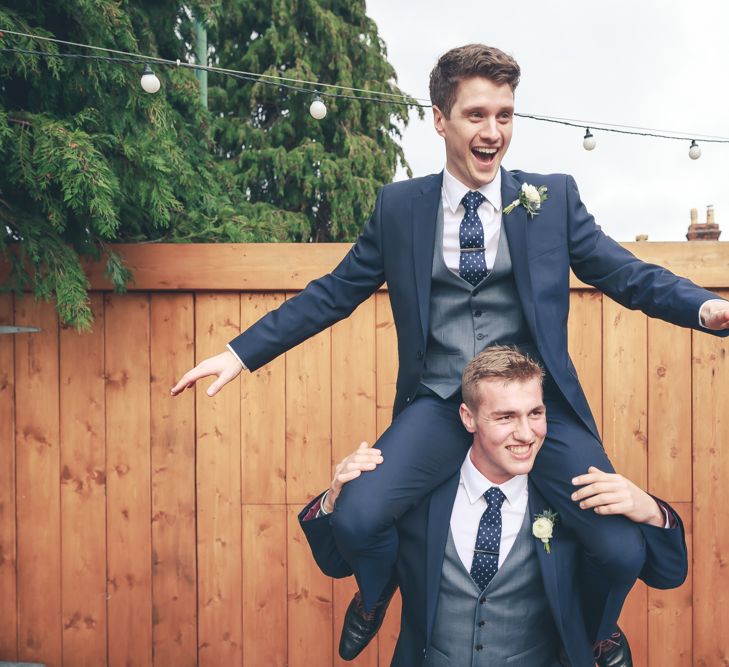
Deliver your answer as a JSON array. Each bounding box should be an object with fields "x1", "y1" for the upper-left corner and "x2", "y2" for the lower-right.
[
  {"x1": 484, "y1": 486, "x2": 506, "y2": 510},
  {"x1": 461, "y1": 190, "x2": 486, "y2": 212}
]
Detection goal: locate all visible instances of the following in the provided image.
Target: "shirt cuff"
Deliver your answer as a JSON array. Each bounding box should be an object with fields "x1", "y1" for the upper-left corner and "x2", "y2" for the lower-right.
[
  {"x1": 699, "y1": 299, "x2": 727, "y2": 328},
  {"x1": 226, "y1": 344, "x2": 247, "y2": 371},
  {"x1": 655, "y1": 500, "x2": 678, "y2": 529},
  {"x1": 302, "y1": 497, "x2": 324, "y2": 522}
]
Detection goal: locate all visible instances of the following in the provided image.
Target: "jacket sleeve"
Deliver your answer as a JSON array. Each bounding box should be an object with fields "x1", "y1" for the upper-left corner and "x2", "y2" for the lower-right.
[
  {"x1": 229, "y1": 189, "x2": 387, "y2": 371},
  {"x1": 298, "y1": 494, "x2": 354, "y2": 579},
  {"x1": 565, "y1": 175, "x2": 728, "y2": 337},
  {"x1": 637, "y1": 496, "x2": 688, "y2": 589}
]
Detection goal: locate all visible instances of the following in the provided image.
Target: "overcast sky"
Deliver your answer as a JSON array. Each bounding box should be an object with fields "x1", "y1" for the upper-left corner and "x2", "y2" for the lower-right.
[{"x1": 365, "y1": 0, "x2": 729, "y2": 241}]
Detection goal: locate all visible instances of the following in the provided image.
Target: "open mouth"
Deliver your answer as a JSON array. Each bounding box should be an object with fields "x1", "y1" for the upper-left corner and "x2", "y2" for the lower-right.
[
  {"x1": 506, "y1": 443, "x2": 533, "y2": 459},
  {"x1": 471, "y1": 146, "x2": 498, "y2": 165}
]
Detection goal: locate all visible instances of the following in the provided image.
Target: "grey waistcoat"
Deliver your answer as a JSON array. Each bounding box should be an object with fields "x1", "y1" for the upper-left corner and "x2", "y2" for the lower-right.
[
  {"x1": 420, "y1": 201, "x2": 532, "y2": 399},
  {"x1": 426, "y1": 506, "x2": 560, "y2": 667}
]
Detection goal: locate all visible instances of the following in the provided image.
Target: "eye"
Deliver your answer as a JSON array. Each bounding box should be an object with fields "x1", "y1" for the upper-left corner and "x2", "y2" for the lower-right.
[{"x1": 469, "y1": 111, "x2": 483, "y2": 120}]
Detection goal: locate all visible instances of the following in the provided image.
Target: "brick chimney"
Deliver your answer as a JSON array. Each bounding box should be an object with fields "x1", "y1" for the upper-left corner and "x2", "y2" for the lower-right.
[{"x1": 686, "y1": 205, "x2": 721, "y2": 241}]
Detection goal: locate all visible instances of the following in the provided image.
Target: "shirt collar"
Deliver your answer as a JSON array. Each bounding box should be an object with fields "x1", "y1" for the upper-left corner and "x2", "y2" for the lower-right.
[
  {"x1": 442, "y1": 166, "x2": 502, "y2": 214},
  {"x1": 460, "y1": 446, "x2": 528, "y2": 507}
]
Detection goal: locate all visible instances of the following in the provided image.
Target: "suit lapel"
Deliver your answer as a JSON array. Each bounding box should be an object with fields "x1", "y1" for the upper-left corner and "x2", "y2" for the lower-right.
[
  {"x1": 425, "y1": 473, "x2": 460, "y2": 646},
  {"x1": 528, "y1": 479, "x2": 565, "y2": 638},
  {"x1": 501, "y1": 169, "x2": 537, "y2": 338},
  {"x1": 412, "y1": 173, "x2": 443, "y2": 344}
]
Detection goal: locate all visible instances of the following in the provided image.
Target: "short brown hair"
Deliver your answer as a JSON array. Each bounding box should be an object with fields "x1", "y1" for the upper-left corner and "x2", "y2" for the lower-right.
[
  {"x1": 429, "y1": 44, "x2": 521, "y2": 118},
  {"x1": 462, "y1": 345, "x2": 543, "y2": 410}
]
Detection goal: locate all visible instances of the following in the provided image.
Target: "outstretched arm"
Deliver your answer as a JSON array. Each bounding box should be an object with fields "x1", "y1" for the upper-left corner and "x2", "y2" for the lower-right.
[
  {"x1": 566, "y1": 175, "x2": 729, "y2": 337},
  {"x1": 170, "y1": 189, "x2": 386, "y2": 398}
]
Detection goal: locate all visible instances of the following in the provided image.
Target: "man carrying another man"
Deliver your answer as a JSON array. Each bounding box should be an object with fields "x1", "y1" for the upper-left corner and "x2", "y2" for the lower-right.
[{"x1": 300, "y1": 347, "x2": 688, "y2": 666}]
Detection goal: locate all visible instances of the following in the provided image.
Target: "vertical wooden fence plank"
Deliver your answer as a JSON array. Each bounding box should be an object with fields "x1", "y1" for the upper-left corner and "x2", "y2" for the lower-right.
[
  {"x1": 567, "y1": 290, "x2": 603, "y2": 434},
  {"x1": 242, "y1": 505, "x2": 287, "y2": 667},
  {"x1": 0, "y1": 294, "x2": 17, "y2": 660},
  {"x1": 285, "y1": 292, "x2": 331, "y2": 505},
  {"x1": 195, "y1": 293, "x2": 242, "y2": 667},
  {"x1": 692, "y1": 312, "x2": 729, "y2": 667},
  {"x1": 331, "y1": 298, "x2": 377, "y2": 667},
  {"x1": 647, "y1": 319, "x2": 691, "y2": 501},
  {"x1": 376, "y1": 292, "x2": 401, "y2": 666},
  {"x1": 648, "y1": 501, "x2": 692, "y2": 667},
  {"x1": 287, "y1": 505, "x2": 332, "y2": 667},
  {"x1": 105, "y1": 293, "x2": 152, "y2": 667},
  {"x1": 150, "y1": 294, "x2": 197, "y2": 667},
  {"x1": 15, "y1": 298, "x2": 61, "y2": 667},
  {"x1": 602, "y1": 300, "x2": 648, "y2": 488},
  {"x1": 60, "y1": 294, "x2": 107, "y2": 666},
  {"x1": 603, "y1": 299, "x2": 648, "y2": 664},
  {"x1": 284, "y1": 289, "x2": 332, "y2": 665},
  {"x1": 241, "y1": 293, "x2": 286, "y2": 505}
]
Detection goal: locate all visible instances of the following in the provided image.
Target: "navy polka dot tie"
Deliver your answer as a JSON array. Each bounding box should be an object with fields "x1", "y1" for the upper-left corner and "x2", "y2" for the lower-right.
[
  {"x1": 459, "y1": 190, "x2": 488, "y2": 286},
  {"x1": 470, "y1": 486, "x2": 506, "y2": 591}
]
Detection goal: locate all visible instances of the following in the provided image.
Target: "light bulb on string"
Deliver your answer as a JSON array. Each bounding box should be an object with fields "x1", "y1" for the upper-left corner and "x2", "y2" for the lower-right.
[
  {"x1": 140, "y1": 64, "x2": 161, "y2": 94},
  {"x1": 688, "y1": 140, "x2": 701, "y2": 160},
  {"x1": 582, "y1": 128, "x2": 596, "y2": 151},
  {"x1": 309, "y1": 97, "x2": 327, "y2": 120}
]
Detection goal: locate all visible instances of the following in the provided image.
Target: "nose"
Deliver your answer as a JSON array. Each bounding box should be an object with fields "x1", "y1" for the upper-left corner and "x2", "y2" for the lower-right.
[
  {"x1": 478, "y1": 117, "x2": 499, "y2": 142},
  {"x1": 512, "y1": 416, "x2": 533, "y2": 442}
]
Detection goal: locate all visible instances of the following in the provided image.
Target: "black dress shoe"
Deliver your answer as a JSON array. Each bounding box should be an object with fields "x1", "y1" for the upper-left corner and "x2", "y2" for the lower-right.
[
  {"x1": 593, "y1": 626, "x2": 633, "y2": 667},
  {"x1": 338, "y1": 580, "x2": 398, "y2": 661}
]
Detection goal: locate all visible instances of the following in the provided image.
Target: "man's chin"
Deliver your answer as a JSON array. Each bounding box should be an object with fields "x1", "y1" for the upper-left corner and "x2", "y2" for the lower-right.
[
  {"x1": 504, "y1": 446, "x2": 538, "y2": 473},
  {"x1": 468, "y1": 162, "x2": 500, "y2": 187}
]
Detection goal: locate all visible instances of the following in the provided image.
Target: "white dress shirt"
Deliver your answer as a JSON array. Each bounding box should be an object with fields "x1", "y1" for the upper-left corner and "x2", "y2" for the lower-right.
[
  {"x1": 450, "y1": 448, "x2": 529, "y2": 571},
  {"x1": 441, "y1": 167, "x2": 502, "y2": 275}
]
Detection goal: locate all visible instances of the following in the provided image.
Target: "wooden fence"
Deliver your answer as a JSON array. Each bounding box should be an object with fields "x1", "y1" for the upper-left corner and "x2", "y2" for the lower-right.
[{"x1": 0, "y1": 243, "x2": 727, "y2": 667}]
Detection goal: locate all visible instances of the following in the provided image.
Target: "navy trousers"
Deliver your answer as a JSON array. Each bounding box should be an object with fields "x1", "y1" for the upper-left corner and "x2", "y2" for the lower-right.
[{"x1": 331, "y1": 378, "x2": 646, "y2": 642}]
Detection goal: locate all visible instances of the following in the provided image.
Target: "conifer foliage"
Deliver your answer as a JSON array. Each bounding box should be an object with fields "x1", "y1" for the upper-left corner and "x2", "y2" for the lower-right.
[
  {"x1": 208, "y1": 0, "x2": 417, "y2": 242},
  {"x1": 0, "y1": 1, "x2": 415, "y2": 328}
]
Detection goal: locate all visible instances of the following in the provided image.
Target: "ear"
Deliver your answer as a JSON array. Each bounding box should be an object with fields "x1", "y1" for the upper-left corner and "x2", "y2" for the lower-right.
[
  {"x1": 459, "y1": 402, "x2": 477, "y2": 433},
  {"x1": 432, "y1": 105, "x2": 446, "y2": 138}
]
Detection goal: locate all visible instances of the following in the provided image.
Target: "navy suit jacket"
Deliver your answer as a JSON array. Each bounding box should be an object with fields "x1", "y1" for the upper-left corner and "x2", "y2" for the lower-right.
[
  {"x1": 230, "y1": 169, "x2": 727, "y2": 434},
  {"x1": 299, "y1": 478, "x2": 688, "y2": 667}
]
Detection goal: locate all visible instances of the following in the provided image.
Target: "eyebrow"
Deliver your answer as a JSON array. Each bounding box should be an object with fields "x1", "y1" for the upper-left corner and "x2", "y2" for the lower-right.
[
  {"x1": 488, "y1": 404, "x2": 545, "y2": 417},
  {"x1": 462, "y1": 103, "x2": 514, "y2": 114}
]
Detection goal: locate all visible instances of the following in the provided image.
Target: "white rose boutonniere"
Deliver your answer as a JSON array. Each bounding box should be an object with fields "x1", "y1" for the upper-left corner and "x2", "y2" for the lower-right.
[
  {"x1": 532, "y1": 509, "x2": 558, "y2": 553},
  {"x1": 504, "y1": 182, "x2": 548, "y2": 219}
]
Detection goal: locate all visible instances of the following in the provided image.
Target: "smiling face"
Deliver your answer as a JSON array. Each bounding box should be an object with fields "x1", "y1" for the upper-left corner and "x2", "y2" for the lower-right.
[
  {"x1": 433, "y1": 76, "x2": 514, "y2": 190},
  {"x1": 459, "y1": 377, "x2": 546, "y2": 484}
]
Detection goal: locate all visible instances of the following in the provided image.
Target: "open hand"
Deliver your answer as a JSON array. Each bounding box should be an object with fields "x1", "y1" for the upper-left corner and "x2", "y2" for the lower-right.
[{"x1": 170, "y1": 350, "x2": 244, "y2": 397}]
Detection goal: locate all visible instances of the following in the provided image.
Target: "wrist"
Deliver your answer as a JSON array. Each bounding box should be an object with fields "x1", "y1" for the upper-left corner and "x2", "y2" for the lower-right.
[{"x1": 643, "y1": 497, "x2": 665, "y2": 528}]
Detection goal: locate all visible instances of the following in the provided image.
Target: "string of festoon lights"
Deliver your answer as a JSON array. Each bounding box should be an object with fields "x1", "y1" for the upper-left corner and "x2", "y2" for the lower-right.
[{"x1": 3, "y1": 27, "x2": 729, "y2": 160}]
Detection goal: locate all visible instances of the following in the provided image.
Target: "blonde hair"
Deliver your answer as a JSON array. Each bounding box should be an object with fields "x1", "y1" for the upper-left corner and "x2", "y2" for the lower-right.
[{"x1": 461, "y1": 345, "x2": 544, "y2": 410}]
